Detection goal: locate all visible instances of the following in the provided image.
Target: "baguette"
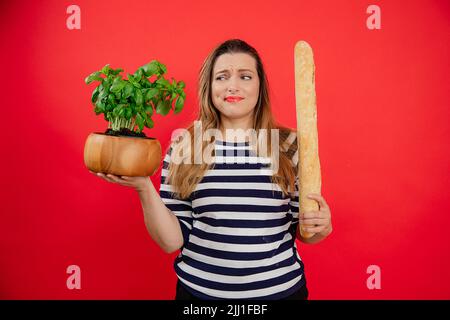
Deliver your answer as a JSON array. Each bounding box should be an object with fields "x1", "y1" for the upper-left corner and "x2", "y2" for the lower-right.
[{"x1": 294, "y1": 41, "x2": 322, "y2": 239}]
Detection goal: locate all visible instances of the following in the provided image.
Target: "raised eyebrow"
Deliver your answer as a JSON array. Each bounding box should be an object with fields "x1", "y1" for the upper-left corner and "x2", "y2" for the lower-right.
[{"x1": 215, "y1": 69, "x2": 255, "y2": 75}]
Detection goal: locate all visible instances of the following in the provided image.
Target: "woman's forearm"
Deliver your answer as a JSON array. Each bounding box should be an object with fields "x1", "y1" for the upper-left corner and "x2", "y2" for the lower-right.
[{"x1": 137, "y1": 183, "x2": 184, "y2": 253}]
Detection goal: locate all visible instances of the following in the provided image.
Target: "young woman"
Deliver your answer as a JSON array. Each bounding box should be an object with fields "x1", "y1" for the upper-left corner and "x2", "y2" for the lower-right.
[{"x1": 91, "y1": 39, "x2": 332, "y2": 300}]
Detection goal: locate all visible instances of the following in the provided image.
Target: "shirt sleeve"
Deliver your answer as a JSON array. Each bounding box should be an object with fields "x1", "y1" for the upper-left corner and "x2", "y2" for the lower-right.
[{"x1": 159, "y1": 145, "x2": 194, "y2": 246}]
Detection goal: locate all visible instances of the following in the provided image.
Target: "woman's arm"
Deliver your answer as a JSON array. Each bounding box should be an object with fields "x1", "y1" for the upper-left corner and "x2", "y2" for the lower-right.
[
  {"x1": 137, "y1": 182, "x2": 184, "y2": 253},
  {"x1": 92, "y1": 172, "x2": 184, "y2": 253}
]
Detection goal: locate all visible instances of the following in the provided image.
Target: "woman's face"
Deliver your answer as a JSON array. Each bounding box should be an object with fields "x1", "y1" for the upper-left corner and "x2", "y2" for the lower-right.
[{"x1": 211, "y1": 52, "x2": 260, "y2": 122}]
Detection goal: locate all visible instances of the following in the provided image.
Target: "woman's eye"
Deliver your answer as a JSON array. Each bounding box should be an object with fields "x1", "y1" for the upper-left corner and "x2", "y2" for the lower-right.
[{"x1": 215, "y1": 75, "x2": 252, "y2": 80}]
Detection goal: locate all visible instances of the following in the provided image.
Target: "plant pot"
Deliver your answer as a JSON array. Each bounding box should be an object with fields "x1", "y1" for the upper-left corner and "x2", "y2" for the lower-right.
[{"x1": 84, "y1": 132, "x2": 161, "y2": 176}]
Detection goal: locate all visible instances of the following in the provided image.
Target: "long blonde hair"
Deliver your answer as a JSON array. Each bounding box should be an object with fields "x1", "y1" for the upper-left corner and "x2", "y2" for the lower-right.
[{"x1": 165, "y1": 39, "x2": 298, "y2": 199}]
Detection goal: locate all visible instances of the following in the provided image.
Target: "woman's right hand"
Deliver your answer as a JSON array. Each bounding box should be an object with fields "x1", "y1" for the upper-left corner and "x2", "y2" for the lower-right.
[{"x1": 89, "y1": 170, "x2": 152, "y2": 193}]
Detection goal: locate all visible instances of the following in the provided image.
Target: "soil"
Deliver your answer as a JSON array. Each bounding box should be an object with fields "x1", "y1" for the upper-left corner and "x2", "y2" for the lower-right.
[{"x1": 103, "y1": 128, "x2": 154, "y2": 139}]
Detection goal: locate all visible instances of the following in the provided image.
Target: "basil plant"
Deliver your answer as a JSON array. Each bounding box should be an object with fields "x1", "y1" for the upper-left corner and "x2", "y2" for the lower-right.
[{"x1": 85, "y1": 60, "x2": 186, "y2": 136}]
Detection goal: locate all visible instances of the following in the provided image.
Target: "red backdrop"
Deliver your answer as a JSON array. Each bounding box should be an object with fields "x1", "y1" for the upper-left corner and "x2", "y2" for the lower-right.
[{"x1": 1, "y1": 0, "x2": 449, "y2": 299}]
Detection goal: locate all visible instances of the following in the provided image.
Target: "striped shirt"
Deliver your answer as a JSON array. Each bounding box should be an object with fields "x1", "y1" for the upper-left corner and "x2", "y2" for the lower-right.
[{"x1": 159, "y1": 139, "x2": 305, "y2": 300}]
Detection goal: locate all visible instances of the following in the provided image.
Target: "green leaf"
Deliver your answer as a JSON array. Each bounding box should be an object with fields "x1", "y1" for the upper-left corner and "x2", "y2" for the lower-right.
[
  {"x1": 134, "y1": 68, "x2": 143, "y2": 80},
  {"x1": 158, "y1": 62, "x2": 167, "y2": 74},
  {"x1": 94, "y1": 101, "x2": 105, "y2": 114},
  {"x1": 101, "y1": 64, "x2": 111, "y2": 75},
  {"x1": 135, "y1": 90, "x2": 143, "y2": 106},
  {"x1": 102, "y1": 79, "x2": 111, "y2": 92},
  {"x1": 144, "y1": 103, "x2": 154, "y2": 116},
  {"x1": 136, "y1": 113, "x2": 144, "y2": 131},
  {"x1": 156, "y1": 78, "x2": 170, "y2": 87},
  {"x1": 91, "y1": 86, "x2": 100, "y2": 103},
  {"x1": 94, "y1": 106, "x2": 101, "y2": 114},
  {"x1": 174, "y1": 96, "x2": 184, "y2": 114},
  {"x1": 111, "y1": 68, "x2": 123, "y2": 76},
  {"x1": 105, "y1": 103, "x2": 114, "y2": 112},
  {"x1": 98, "y1": 89, "x2": 108, "y2": 101},
  {"x1": 145, "y1": 88, "x2": 159, "y2": 100},
  {"x1": 141, "y1": 61, "x2": 160, "y2": 77},
  {"x1": 85, "y1": 71, "x2": 103, "y2": 84},
  {"x1": 145, "y1": 117, "x2": 154, "y2": 129},
  {"x1": 140, "y1": 80, "x2": 150, "y2": 89},
  {"x1": 125, "y1": 108, "x2": 132, "y2": 119},
  {"x1": 156, "y1": 100, "x2": 171, "y2": 116},
  {"x1": 123, "y1": 83, "x2": 133, "y2": 98},
  {"x1": 107, "y1": 94, "x2": 116, "y2": 105},
  {"x1": 128, "y1": 74, "x2": 142, "y2": 88},
  {"x1": 110, "y1": 77, "x2": 126, "y2": 92},
  {"x1": 178, "y1": 81, "x2": 186, "y2": 89}
]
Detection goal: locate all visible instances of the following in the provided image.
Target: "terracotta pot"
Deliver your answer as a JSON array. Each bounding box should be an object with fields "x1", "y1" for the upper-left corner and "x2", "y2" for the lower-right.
[{"x1": 83, "y1": 132, "x2": 162, "y2": 176}]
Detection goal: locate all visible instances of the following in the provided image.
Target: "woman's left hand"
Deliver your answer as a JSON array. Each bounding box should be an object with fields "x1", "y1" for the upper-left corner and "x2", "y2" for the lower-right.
[{"x1": 300, "y1": 194, "x2": 332, "y2": 236}]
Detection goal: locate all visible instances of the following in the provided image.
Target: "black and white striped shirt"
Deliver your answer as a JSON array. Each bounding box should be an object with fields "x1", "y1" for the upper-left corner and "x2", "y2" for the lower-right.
[{"x1": 159, "y1": 139, "x2": 305, "y2": 299}]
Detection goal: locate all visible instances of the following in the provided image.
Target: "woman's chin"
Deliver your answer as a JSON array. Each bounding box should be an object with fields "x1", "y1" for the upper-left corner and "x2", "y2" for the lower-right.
[{"x1": 222, "y1": 112, "x2": 251, "y2": 120}]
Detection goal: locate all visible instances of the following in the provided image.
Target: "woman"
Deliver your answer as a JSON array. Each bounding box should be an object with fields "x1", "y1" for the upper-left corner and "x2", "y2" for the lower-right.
[{"x1": 91, "y1": 39, "x2": 332, "y2": 300}]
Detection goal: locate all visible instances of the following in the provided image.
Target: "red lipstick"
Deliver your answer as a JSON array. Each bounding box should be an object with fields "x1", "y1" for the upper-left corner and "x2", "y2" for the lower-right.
[{"x1": 225, "y1": 96, "x2": 243, "y2": 102}]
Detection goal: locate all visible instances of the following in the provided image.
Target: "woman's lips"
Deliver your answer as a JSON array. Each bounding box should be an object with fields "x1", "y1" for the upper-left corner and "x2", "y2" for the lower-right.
[{"x1": 225, "y1": 96, "x2": 243, "y2": 102}]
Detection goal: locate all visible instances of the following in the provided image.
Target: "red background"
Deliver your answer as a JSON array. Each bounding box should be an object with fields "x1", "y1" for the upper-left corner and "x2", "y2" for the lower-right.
[{"x1": 1, "y1": 0, "x2": 449, "y2": 299}]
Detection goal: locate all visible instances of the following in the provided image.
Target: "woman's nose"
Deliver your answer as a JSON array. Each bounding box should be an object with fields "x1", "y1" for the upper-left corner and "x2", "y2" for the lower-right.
[{"x1": 227, "y1": 76, "x2": 239, "y2": 93}]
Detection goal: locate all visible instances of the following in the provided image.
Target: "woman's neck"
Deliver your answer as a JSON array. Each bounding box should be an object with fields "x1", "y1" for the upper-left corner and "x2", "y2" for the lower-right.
[{"x1": 219, "y1": 116, "x2": 254, "y2": 142}]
